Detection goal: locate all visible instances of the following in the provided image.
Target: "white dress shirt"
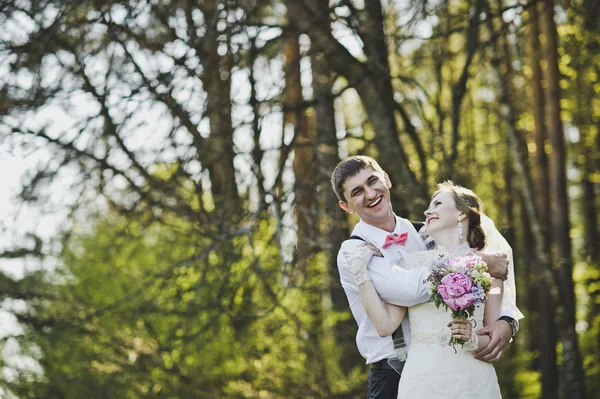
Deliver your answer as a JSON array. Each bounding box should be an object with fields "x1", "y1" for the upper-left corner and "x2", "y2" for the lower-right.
[
  {"x1": 337, "y1": 215, "x2": 428, "y2": 364},
  {"x1": 337, "y1": 214, "x2": 523, "y2": 365}
]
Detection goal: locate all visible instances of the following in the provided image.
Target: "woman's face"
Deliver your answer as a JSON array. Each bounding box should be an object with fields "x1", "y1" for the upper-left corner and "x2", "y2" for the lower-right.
[{"x1": 423, "y1": 191, "x2": 464, "y2": 238}]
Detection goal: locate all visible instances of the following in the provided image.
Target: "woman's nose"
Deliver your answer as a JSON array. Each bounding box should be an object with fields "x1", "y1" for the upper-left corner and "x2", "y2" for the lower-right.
[{"x1": 424, "y1": 208, "x2": 431, "y2": 217}]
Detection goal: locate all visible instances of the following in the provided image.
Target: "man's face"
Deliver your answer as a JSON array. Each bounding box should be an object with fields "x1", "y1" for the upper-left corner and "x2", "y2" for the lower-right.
[{"x1": 339, "y1": 167, "x2": 394, "y2": 229}]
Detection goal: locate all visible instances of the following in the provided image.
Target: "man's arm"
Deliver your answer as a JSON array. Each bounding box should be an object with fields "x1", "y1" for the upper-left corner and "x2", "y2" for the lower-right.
[
  {"x1": 478, "y1": 252, "x2": 509, "y2": 280},
  {"x1": 480, "y1": 215, "x2": 524, "y2": 323},
  {"x1": 474, "y1": 217, "x2": 525, "y2": 361},
  {"x1": 338, "y1": 240, "x2": 430, "y2": 308}
]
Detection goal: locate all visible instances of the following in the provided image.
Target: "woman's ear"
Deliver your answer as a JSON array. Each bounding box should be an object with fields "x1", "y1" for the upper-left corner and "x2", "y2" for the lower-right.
[{"x1": 458, "y1": 212, "x2": 466, "y2": 222}]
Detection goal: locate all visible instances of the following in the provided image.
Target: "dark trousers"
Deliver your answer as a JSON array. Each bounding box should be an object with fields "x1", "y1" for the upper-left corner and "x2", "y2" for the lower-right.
[{"x1": 367, "y1": 368, "x2": 400, "y2": 399}]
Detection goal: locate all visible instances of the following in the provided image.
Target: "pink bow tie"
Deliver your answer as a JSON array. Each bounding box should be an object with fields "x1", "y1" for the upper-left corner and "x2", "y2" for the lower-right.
[{"x1": 382, "y1": 232, "x2": 408, "y2": 249}]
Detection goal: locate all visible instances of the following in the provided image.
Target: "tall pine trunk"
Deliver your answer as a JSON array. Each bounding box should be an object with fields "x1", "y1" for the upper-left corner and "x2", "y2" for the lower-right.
[
  {"x1": 311, "y1": 43, "x2": 364, "y2": 374},
  {"x1": 286, "y1": 0, "x2": 426, "y2": 214},
  {"x1": 283, "y1": 30, "x2": 316, "y2": 266},
  {"x1": 527, "y1": 3, "x2": 559, "y2": 396},
  {"x1": 539, "y1": 1, "x2": 586, "y2": 397},
  {"x1": 202, "y1": 1, "x2": 239, "y2": 215},
  {"x1": 282, "y1": 20, "x2": 332, "y2": 396}
]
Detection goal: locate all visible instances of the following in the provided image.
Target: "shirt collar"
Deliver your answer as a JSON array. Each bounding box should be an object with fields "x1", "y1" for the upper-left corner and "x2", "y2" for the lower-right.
[{"x1": 354, "y1": 215, "x2": 406, "y2": 248}]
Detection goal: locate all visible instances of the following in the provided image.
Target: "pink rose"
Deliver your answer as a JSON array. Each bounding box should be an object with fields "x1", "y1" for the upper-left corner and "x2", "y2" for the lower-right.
[{"x1": 437, "y1": 272, "x2": 474, "y2": 311}]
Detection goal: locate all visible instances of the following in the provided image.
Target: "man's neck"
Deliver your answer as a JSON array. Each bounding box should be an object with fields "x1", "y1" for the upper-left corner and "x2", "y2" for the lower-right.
[{"x1": 366, "y1": 215, "x2": 396, "y2": 233}]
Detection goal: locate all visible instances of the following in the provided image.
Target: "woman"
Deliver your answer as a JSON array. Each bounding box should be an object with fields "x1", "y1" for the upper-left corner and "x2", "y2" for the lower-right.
[{"x1": 346, "y1": 182, "x2": 503, "y2": 398}]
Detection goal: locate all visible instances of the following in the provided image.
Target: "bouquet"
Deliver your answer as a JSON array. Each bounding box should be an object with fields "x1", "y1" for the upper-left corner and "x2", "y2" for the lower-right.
[{"x1": 424, "y1": 251, "x2": 493, "y2": 347}]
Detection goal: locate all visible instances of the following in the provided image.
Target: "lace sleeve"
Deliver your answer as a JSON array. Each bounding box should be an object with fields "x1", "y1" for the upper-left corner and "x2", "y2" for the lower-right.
[{"x1": 399, "y1": 251, "x2": 437, "y2": 271}]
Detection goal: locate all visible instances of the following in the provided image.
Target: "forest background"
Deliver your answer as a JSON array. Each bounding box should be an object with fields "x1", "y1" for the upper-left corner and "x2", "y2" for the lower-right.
[{"x1": 0, "y1": 0, "x2": 599, "y2": 398}]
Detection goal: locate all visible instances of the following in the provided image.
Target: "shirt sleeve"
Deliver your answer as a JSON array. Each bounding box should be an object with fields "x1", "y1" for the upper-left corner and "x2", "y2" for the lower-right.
[
  {"x1": 497, "y1": 246, "x2": 524, "y2": 326},
  {"x1": 338, "y1": 240, "x2": 431, "y2": 308},
  {"x1": 481, "y1": 215, "x2": 524, "y2": 326}
]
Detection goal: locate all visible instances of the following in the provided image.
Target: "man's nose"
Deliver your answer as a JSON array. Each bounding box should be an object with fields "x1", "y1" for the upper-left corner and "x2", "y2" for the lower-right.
[{"x1": 364, "y1": 185, "x2": 377, "y2": 198}]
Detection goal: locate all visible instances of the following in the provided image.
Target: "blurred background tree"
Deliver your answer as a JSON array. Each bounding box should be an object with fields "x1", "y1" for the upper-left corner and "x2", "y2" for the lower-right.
[{"x1": 0, "y1": 0, "x2": 598, "y2": 398}]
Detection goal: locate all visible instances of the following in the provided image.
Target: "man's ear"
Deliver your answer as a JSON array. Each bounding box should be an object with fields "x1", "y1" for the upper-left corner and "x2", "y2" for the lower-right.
[
  {"x1": 383, "y1": 172, "x2": 392, "y2": 188},
  {"x1": 339, "y1": 201, "x2": 354, "y2": 214}
]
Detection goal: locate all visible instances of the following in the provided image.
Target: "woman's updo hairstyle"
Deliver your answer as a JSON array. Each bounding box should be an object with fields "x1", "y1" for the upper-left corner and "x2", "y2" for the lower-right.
[{"x1": 433, "y1": 181, "x2": 486, "y2": 250}]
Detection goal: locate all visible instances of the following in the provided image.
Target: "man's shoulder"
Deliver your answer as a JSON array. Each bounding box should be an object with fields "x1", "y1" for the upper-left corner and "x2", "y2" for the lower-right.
[
  {"x1": 339, "y1": 236, "x2": 366, "y2": 253},
  {"x1": 337, "y1": 232, "x2": 372, "y2": 271}
]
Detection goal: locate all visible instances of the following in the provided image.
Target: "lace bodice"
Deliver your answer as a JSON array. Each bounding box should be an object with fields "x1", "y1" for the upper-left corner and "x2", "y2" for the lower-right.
[{"x1": 395, "y1": 243, "x2": 502, "y2": 398}]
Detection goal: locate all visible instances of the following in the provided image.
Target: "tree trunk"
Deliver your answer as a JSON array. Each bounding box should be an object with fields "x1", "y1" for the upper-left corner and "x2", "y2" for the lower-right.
[
  {"x1": 286, "y1": 0, "x2": 427, "y2": 215},
  {"x1": 282, "y1": 16, "x2": 332, "y2": 395},
  {"x1": 201, "y1": 2, "x2": 239, "y2": 215},
  {"x1": 283, "y1": 30, "x2": 316, "y2": 266},
  {"x1": 449, "y1": 0, "x2": 484, "y2": 169},
  {"x1": 528, "y1": 1, "x2": 551, "y2": 250},
  {"x1": 526, "y1": 3, "x2": 559, "y2": 397},
  {"x1": 487, "y1": 3, "x2": 561, "y2": 395},
  {"x1": 311, "y1": 45, "x2": 364, "y2": 374},
  {"x1": 570, "y1": 12, "x2": 600, "y2": 328},
  {"x1": 539, "y1": 1, "x2": 586, "y2": 397}
]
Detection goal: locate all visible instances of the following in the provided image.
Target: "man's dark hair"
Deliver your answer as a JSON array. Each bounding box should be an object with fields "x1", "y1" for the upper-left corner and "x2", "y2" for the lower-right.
[{"x1": 331, "y1": 155, "x2": 384, "y2": 203}]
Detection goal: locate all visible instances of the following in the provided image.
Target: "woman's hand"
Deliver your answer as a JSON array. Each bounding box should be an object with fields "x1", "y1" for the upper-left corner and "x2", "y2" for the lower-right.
[
  {"x1": 343, "y1": 243, "x2": 381, "y2": 286},
  {"x1": 449, "y1": 318, "x2": 480, "y2": 351},
  {"x1": 448, "y1": 318, "x2": 472, "y2": 342}
]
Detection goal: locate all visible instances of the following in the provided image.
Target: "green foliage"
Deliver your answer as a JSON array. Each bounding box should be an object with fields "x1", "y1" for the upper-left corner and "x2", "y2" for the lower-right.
[
  {"x1": 1, "y1": 0, "x2": 599, "y2": 397},
  {"x1": 2, "y1": 211, "x2": 365, "y2": 398}
]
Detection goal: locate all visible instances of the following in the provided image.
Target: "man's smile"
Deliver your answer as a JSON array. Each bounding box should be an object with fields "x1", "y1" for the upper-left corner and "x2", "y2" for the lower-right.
[{"x1": 366, "y1": 196, "x2": 383, "y2": 208}]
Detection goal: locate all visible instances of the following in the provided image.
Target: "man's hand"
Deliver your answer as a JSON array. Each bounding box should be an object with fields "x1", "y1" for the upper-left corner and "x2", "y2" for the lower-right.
[
  {"x1": 473, "y1": 319, "x2": 512, "y2": 361},
  {"x1": 477, "y1": 251, "x2": 508, "y2": 281}
]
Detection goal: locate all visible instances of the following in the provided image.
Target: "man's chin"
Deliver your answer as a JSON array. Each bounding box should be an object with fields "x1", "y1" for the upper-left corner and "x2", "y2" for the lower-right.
[{"x1": 365, "y1": 208, "x2": 393, "y2": 223}]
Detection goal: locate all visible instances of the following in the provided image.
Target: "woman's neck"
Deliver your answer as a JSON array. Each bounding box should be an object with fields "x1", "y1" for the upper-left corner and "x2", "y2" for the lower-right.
[{"x1": 431, "y1": 231, "x2": 467, "y2": 253}]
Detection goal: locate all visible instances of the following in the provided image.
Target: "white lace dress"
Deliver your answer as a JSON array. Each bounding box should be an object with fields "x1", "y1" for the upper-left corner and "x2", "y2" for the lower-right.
[{"x1": 397, "y1": 244, "x2": 502, "y2": 398}]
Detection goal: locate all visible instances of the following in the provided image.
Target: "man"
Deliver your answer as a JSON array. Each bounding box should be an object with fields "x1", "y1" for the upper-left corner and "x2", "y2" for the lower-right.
[{"x1": 331, "y1": 155, "x2": 522, "y2": 399}]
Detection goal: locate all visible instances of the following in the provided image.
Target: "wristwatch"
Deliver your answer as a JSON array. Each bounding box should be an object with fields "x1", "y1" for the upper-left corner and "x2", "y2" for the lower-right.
[{"x1": 498, "y1": 316, "x2": 518, "y2": 336}]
